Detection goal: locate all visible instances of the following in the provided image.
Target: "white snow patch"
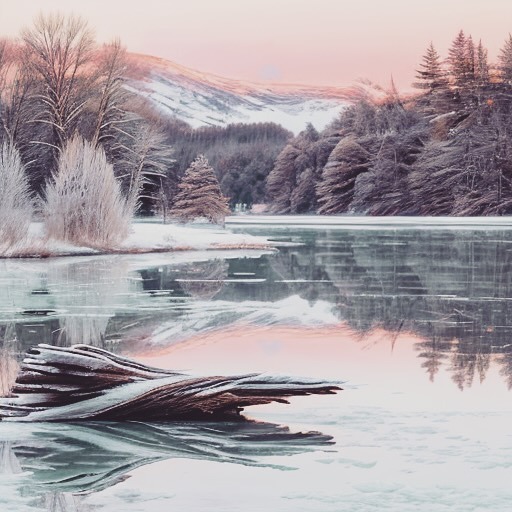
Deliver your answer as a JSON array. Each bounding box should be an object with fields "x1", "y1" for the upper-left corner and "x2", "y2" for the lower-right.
[
  {"x1": 127, "y1": 74, "x2": 347, "y2": 134},
  {"x1": 1, "y1": 221, "x2": 272, "y2": 258}
]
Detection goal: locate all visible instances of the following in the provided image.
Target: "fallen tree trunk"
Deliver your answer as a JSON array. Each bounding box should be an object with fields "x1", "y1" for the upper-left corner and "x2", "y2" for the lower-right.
[{"x1": 0, "y1": 344, "x2": 342, "y2": 421}]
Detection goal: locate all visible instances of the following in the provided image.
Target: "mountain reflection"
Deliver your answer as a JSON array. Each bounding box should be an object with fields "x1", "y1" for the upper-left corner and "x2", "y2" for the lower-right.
[{"x1": 1, "y1": 228, "x2": 512, "y2": 389}]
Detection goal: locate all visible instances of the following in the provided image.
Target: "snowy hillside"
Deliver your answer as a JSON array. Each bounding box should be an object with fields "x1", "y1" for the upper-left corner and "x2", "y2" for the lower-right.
[{"x1": 125, "y1": 54, "x2": 354, "y2": 134}]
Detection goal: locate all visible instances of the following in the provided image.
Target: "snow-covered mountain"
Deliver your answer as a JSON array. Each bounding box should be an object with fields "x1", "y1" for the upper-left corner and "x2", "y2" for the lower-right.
[{"x1": 125, "y1": 54, "x2": 355, "y2": 134}]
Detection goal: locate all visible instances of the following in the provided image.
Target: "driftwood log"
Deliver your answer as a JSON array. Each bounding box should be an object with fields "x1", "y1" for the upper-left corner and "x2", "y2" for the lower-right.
[{"x1": 0, "y1": 344, "x2": 341, "y2": 421}]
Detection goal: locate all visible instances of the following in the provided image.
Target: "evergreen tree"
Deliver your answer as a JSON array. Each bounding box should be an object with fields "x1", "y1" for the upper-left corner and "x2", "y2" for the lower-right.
[
  {"x1": 316, "y1": 137, "x2": 370, "y2": 214},
  {"x1": 476, "y1": 40, "x2": 489, "y2": 84},
  {"x1": 265, "y1": 143, "x2": 300, "y2": 213},
  {"x1": 465, "y1": 35, "x2": 476, "y2": 82},
  {"x1": 448, "y1": 30, "x2": 470, "y2": 84},
  {"x1": 415, "y1": 42, "x2": 446, "y2": 91},
  {"x1": 169, "y1": 155, "x2": 230, "y2": 224},
  {"x1": 498, "y1": 34, "x2": 512, "y2": 83},
  {"x1": 266, "y1": 123, "x2": 321, "y2": 213}
]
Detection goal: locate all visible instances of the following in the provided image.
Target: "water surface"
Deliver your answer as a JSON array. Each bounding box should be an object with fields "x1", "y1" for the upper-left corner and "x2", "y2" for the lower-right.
[{"x1": 1, "y1": 221, "x2": 512, "y2": 511}]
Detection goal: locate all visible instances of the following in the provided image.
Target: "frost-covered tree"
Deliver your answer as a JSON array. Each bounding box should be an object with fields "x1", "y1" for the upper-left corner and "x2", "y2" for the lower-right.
[
  {"x1": 316, "y1": 137, "x2": 370, "y2": 214},
  {"x1": 117, "y1": 122, "x2": 174, "y2": 217},
  {"x1": 475, "y1": 40, "x2": 489, "y2": 84},
  {"x1": 90, "y1": 39, "x2": 127, "y2": 148},
  {"x1": 266, "y1": 123, "x2": 323, "y2": 213},
  {"x1": 415, "y1": 42, "x2": 446, "y2": 91},
  {"x1": 169, "y1": 155, "x2": 230, "y2": 224},
  {"x1": 0, "y1": 141, "x2": 32, "y2": 249},
  {"x1": 465, "y1": 35, "x2": 476, "y2": 82},
  {"x1": 266, "y1": 143, "x2": 301, "y2": 213},
  {"x1": 21, "y1": 14, "x2": 95, "y2": 157},
  {"x1": 448, "y1": 30, "x2": 471, "y2": 85},
  {"x1": 498, "y1": 34, "x2": 512, "y2": 83},
  {"x1": 43, "y1": 136, "x2": 130, "y2": 248}
]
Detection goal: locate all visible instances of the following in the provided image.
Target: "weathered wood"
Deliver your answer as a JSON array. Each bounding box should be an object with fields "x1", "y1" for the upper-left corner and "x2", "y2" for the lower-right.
[{"x1": 0, "y1": 344, "x2": 342, "y2": 421}]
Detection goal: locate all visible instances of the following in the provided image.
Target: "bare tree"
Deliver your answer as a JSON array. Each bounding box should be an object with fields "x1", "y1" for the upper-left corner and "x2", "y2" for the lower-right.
[
  {"x1": 90, "y1": 39, "x2": 127, "y2": 147},
  {"x1": 21, "y1": 13, "x2": 95, "y2": 156},
  {"x1": 116, "y1": 120, "x2": 174, "y2": 217}
]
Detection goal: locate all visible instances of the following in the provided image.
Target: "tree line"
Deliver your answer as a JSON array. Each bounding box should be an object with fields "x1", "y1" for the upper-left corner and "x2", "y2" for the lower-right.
[
  {"x1": 266, "y1": 30, "x2": 512, "y2": 215},
  {"x1": 159, "y1": 121, "x2": 291, "y2": 213}
]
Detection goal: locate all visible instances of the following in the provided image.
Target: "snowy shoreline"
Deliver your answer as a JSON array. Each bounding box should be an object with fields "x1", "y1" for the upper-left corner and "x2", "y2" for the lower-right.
[
  {"x1": 226, "y1": 214, "x2": 512, "y2": 229},
  {"x1": 1, "y1": 222, "x2": 273, "y2": 259}
]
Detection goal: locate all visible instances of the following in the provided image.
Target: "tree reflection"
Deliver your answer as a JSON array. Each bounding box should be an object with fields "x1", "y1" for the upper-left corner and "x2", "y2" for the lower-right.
[
  {"x1": 46, "y1": 258, "x2": 137, "y2": 348},
  {"x1": 261, "y1": 229, "x2": 512, "y2": 389},
  {"x1": 418, "y1": 337, "x2": 447, "y2": 383},
  {"x1": 3, "y1": 228, "x2": 512, "y2": 389},
  {"x1": 0, "y1": 257, "x2": 139, "y2": 352},
  {"x1": 177, "y1": 259, "x2": 228, "y2": 300}
]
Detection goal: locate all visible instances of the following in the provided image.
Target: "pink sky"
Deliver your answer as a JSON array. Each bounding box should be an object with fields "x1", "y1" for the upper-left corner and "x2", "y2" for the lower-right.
[{"x1": 2, "y1": 0, "x2": 512, "y2": 89}]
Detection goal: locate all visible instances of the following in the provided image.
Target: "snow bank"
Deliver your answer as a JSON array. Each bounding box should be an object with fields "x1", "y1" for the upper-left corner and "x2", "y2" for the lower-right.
[{"x1": 1, "y1": 222, "x2": 272, "y2": 258}]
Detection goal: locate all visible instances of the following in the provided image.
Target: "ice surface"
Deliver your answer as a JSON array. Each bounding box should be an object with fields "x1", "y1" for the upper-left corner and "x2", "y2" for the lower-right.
[
  {"x1": 2, "y1": 221, "x2": 512, "y2": 511},
  {"x1": 149, "y1": 295, "x2": 339, "y2": 345}
]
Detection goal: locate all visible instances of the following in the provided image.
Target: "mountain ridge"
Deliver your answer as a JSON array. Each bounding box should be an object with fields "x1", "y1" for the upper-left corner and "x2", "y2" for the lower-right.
[{"x1": 125, "y1": 53, "x2": 354, "y2": 133}]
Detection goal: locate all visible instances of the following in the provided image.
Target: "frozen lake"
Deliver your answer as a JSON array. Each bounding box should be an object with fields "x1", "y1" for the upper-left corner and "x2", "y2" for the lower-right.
[{"x1": 1, "y1": 219, "x2": 512, "y2": 511}]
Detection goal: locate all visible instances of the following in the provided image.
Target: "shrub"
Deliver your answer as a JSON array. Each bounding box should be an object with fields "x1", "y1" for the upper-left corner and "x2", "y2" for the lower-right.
[
  {"x1": 43, "y1": 136, "x2": 130, "y2": 248},
  {"x1": 0, "y1": 142, "x2": 33, "y2": 251}
]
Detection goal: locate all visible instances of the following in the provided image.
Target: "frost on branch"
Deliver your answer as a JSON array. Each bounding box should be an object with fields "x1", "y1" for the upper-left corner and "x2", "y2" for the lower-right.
[
  {"x1": 0, "y1": 142, "x2": 33, "y2": 252},
  {"x1": 170, "y1": 154, "x2": 230, "y2": 225},
  {"x1": 43, "y1": 135, "x2": 131, "y2": 248}
]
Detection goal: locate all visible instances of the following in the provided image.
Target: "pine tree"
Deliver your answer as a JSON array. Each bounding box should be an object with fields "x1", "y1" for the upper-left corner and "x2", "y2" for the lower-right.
[
  {"x1": 466, "y1": 35, "x2": 476, "y2": 82},
  {"x1": 476, "y1": 40, "x2": 489, "y2": 84},
  {"x1": 266, "y1": 144, "x2": 300, "y2": 213},
  {"x1": 170, "y1": 155, "x2": 230, "y2": 224},
  {"x1": 316, "y1": 136, "x2": 370, "y2": 214},
  {"x1": 414, "y1": 42, "x2": 446, "y2": 91},
  {"x1": 266, "y1": 124, "x2": 321, "y2": 214},
  {"x1": 498, "y1": 34, "x2": 512, "y2": 83},
  {"x1": 448, "y1": 30, "x2": 470, "y2": 85}
]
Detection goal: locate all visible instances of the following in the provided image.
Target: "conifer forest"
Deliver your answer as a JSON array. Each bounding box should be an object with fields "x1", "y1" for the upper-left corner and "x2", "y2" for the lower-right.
[{"x1": 2, "y1": 19, "x2": 512, "y2": 220}]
